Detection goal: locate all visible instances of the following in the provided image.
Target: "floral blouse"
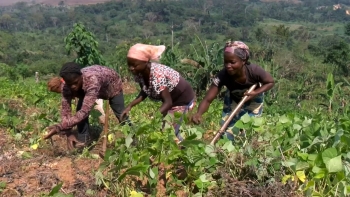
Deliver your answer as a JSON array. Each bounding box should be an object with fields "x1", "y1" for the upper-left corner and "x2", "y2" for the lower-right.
[{"x1": 134, "y1": 62, "x2": 180, "y2": 101}]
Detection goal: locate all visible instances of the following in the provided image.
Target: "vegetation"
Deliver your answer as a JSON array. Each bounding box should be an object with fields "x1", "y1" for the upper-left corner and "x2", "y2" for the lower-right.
[{"x1": 0, "y1": 0, "x2": 350, "y2": 196}]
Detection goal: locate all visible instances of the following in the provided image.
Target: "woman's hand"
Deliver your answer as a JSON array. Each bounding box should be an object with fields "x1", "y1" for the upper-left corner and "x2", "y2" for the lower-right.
[
  {"x1": 43, "y1": 125, "x2": 60, "y2": 140},
  {"x1": 191, "y1": 113, "x2": 203, "y2": 124},
  {"x1": 244, "y1": 90, "x2": 258, "y2": 101},
  {"x1": 66, "y1": 132, "x2": 85, "y2": 150},
  {"x1": 120, "y1": 106, "x2": 132, "y2": 121}
]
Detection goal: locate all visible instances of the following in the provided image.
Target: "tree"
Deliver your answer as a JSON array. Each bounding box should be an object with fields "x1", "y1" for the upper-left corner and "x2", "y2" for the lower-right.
[
  {"x1": 17, "y1": 64, "x2": 31, "y2": 80},
  {"x1": 345, "y1": 22, "x2": 350, "y2": 36},
  {"x1": 64, "y1": 23, "x2": 106, "y2": 67},
  {"x1": 323, "y1": 40, "x2": 350, "y2": 76}
]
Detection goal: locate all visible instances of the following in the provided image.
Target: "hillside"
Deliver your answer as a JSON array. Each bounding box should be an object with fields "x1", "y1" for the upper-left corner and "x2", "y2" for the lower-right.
[{"x1": 0, "y1": 0, "x2": 113, "y2": 6}]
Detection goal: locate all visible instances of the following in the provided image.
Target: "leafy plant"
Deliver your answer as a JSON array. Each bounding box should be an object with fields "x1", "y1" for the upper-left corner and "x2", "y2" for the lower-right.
[{"x1": 64, "y1": 23, "x2": 106, "y2": 66}]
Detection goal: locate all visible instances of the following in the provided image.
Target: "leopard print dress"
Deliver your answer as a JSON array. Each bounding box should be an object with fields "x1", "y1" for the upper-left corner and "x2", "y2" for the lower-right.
[{"x1": 134, "y1": 62, "x2": 180, "y2": 101}]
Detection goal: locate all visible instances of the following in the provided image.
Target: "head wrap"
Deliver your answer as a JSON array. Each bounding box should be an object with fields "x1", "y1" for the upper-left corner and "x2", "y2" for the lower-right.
[
  {"x1": 127, "y1": 43, "x2": 166, "y2": 62},
  {"x1": 224, "y1": 41, "x2": 250, "y2": 61},
  {"x1": 47, "y1": 77, "x2": 63, "y2": 93}
]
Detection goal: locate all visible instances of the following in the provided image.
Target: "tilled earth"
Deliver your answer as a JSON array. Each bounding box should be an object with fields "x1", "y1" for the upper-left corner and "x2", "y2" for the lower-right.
[{"x1": 0, "y1": 128, "x2": 108, "y2": 197}]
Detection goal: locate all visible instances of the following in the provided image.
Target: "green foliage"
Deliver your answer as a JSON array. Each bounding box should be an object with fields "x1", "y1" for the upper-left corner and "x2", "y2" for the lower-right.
[
  {"x1": 180, "y1": 35, "x2": 224, "y2": 94},
  {"x1": 345, "y1": 22, "x2": 350, "y2": 36},
  {"x1": 323, "y1": 41, "x2": 350, "y2": 76},
  {"x1": 17, "y1": 63, "x2": 31, "y2": 80},
  {"x1": 64, "y1": 23, "x2": 106, "y2": 66}
]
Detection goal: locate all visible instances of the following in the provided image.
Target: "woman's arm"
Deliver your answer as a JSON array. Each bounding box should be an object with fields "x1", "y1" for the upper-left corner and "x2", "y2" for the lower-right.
[
  {"x1": 196, "y1": 84, "x2": 220, "y2": 116},
  {"x1": 245, "y1": 70, "x2": 275, "y2": 100},
  {"x1": 159, "y1": 87, "x2": 173, "y2": 116},
  {"x1": 127, "y1": 90, "x2": 148, "y2": 108},
  {"x1": 255, "y1": 71, "x2": 274, "y2": 94}
]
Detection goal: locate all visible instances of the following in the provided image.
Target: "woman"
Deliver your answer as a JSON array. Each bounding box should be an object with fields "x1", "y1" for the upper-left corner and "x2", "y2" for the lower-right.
[
  {"x1": 191, "y1": 41, "x2": 274, "y2": 140},
  {"x1": 44, "y1": 62, "x2": 129, "y2": 149},
  {"x1": 47, "y1": 77, "x2": 106, "y2": 124},
  {"x1": 120, "y1": 43, "x2": 195, "y2": 142}
]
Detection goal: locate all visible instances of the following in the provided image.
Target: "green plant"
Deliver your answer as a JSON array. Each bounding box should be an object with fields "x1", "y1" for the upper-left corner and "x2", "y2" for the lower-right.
[{"x1": 64, "y1": 23, "x2": 106, "y2": 66}]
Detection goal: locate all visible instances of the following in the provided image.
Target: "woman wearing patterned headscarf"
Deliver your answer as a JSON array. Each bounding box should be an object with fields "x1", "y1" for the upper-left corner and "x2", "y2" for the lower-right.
[
  {"x1": 191, "y1": 41, "x2": 274, "y2": 140},
  {"x1": 121, "y1": 43, "x2": 196, "y2": 143}
]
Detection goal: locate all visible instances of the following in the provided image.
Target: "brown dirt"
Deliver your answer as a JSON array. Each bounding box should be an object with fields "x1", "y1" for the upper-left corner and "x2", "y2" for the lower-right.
[
  {"x1": 123, "y1": 81, "x2": 138, "y2": 95},
  {"x1": 0, "y1": 128, "x2": 108, "y2": 197},
  {"x1": 203, "y1": 130, "x2": 216, "y2": 142},
  {"x1": 207, "y1": 168, "x2": 301, "y2": 197}
]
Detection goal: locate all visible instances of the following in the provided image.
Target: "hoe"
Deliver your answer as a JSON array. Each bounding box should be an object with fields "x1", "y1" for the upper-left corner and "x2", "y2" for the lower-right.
[{"x1": 210, "y1": 84, "x2": 257, "y2": 146}]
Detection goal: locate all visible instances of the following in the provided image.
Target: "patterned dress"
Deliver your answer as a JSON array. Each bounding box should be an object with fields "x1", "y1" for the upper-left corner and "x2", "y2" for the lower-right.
[
  {"x1": 134, "y1": 62, "x2": 180, "y2": 101},
  {"x1": 134, "y1": 62, "x2": 195, "y2": 141},
  {"x1": 57, "y1": 65, "x2": 122, "y2": 131}
]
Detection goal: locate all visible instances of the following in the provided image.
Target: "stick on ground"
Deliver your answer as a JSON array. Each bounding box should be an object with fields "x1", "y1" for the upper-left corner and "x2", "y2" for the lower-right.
[{"x1": 100, "y1": 100, "x2": 110, "y2": 158}]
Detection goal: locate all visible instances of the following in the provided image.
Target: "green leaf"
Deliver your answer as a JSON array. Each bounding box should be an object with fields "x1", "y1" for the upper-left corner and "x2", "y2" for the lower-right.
[
  {"x1": 279, "y1": 115, "x2": 290, "y2": 124},
  {"x1": 226, "y1": 142, "x2": 235, "y2": 152},
  {"x1": 303, "y1": 180, "x2": 315, "y2": 191},
  {"x1": 296, "y1": 161, "x2": 309, "y2": 171},
  {"x1": 298, "y1": 152, "x2": 309, "y2": 160},
  {"x1": 125, "y1": 134, "x2": 133, "y2": 148},
  {"x1": 149, "y1": 168, "x2": 155, "y2": 179},
  {"x1": 179, "y1": 139, "x2": 203, "y2": 147},
  {"x1": 326, "y1": 155, "x2": 343, "y2": 173},
  {"x1": 205, "y1": 145, "x2": 216, "y2": 157},
  {"x1": 302, "y1": 118, "x2": 312, "y2": 127},
  {"x1": 253, "y1": 117, "x2": 264, "y2": 126},
  {"x1": 282, "y1": 158, "x2": 298, "y2": 167},
  {"x1": 313, "y1": 167, "x2": 326, "y2": 179},
  {"x1": 49, "y1": 182, "x2": 63, "y2": 196},
  {"x1": 0, "y1": 181, "x2": 6, "y2": 189},
  {"x1": 322, "y1": 148, "x2": 338, "y2": 160},
  {"x1": 240, "y1": 113, "x2": 251, "y2": 124},
  {"x1": 293, "y1": 124, "x2": 302, "y2": 131},
  {"x1": 117, "y1": 165, "x2": 150, "y2": 181},
  {"x1": 322, "y1": 148, "x2": 343, "y2": 173}
]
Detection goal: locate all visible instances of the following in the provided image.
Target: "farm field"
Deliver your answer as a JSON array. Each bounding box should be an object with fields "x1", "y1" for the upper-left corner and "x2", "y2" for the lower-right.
[
  {"x1": 0, "y1": 74, "x2": 349, "y2": 196},
  {"x1": 0, "y1": 0, "x2": 350, "y2": 196}
]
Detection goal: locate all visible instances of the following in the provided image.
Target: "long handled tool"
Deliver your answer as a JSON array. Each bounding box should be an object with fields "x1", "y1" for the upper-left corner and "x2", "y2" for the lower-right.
[
  {"x1": 101, "y1": 100, "x2": 110, "y2": 157},
  {"x1": 210, "y1": 84, "x2": 257, "y2": 146}
]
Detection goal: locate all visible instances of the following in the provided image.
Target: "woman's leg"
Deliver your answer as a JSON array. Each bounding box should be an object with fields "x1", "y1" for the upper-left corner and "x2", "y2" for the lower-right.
[
  {"x1": 94, "y1": 99, "x2": 106, "y2": 116},
  {"x1": 76, "y1": 97, "x2": 91, "y2": 143},
  {"x1": 109, "y1": 91, "x2": 131, "y2": 126},
  {"x1": 165, "y1": 99, "x2": 195, "y2": 143},
  {"x1": 220, "y1": 92, "x2": 264, "y2": 141}
]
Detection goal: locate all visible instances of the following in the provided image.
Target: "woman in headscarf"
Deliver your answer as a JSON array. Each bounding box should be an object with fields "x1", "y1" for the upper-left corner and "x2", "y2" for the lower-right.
[
  {"x1": 121, "y1": 43, "x2": 195, "y2": 143},
  {"x1": 191, "y1": 41, "x2": 274, "y2": 140},
  {"x1": 43, "y1": 62, "x2": 129, "y2": 149}
]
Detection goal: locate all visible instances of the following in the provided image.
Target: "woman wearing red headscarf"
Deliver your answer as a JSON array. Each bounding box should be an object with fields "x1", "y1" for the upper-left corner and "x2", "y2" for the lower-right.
[{"x1": 121, "y1": 43, "x2": 195, "y2": 142}]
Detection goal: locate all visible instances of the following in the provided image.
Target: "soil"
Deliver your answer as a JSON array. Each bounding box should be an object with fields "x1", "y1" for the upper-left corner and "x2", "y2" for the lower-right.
[
  {"x1": 0, "y1": 128, "x2": 108, "y2": 197},
  {"x1": 0, "y1": 81, "x2": 138, "y2": 197},
  {"x1": 207, "y1": 168, "x2": 301, "y2": 197},
  {"x1": 0, "y1": 81, "x2": 300, "y2": 196}
]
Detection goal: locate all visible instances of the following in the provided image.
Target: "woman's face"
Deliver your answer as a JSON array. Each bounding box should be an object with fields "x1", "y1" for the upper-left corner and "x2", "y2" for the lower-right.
[
  {"x1": 65, "y1": 75, "x2": 83, "y2": 93},
  {"x1": 127, "y1": 57, "x2": 148, "y2": 75},
  {"x1": 224, "y1": 52, "x2": 245, "y2": 76}
]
